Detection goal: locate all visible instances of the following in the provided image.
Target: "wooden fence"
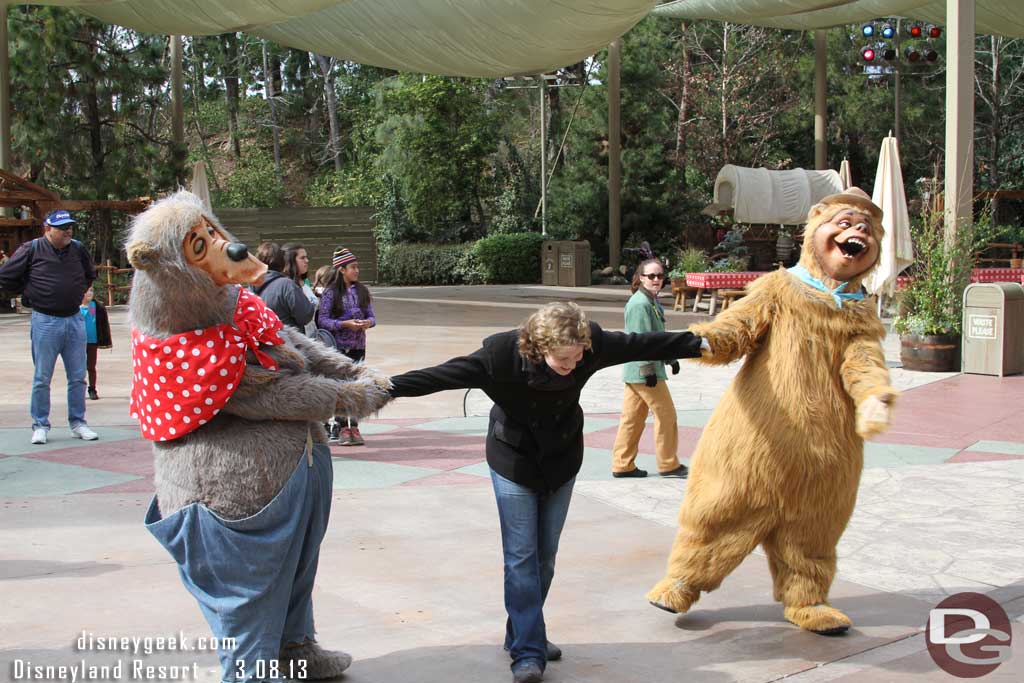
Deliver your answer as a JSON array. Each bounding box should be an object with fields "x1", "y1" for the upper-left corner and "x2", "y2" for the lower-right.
[{"x1": 216, "y1": 207, "x2": 378, "y2": 282}]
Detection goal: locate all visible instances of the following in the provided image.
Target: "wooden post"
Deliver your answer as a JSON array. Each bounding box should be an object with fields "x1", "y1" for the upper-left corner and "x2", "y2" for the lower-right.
[
  {"x1": 813, "y1": 30, "x2": 827, "y2": 170},
  {"x1": 105, "y1": 259, "x2": 114, "y2": 306},
  {"x1": 944, "y1": 0, "x2": 975, "y2": 237},
  {"x1": 170, "y1": 35, "x2": 186, "y2": 186}
]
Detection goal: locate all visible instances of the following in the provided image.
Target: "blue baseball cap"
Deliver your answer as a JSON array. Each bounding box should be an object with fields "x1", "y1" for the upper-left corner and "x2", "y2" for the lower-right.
[{"x1": 44, "y1": 209, "x2": 76, "y2": 227}]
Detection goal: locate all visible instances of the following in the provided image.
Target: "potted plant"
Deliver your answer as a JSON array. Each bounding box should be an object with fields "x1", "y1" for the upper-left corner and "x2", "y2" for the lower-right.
[
  {"x1": 893, "y1": 210, "x2": 992, "y2": 372},
  {"x1": 1008, "y1": 225, "x2": 1024, "y2": 269},
  {"x1": 668, "y1": 247, "x2": 711, "y2": 286},
  {"x1": 713, "y1": 226, "x2": 750, "y2": 271},
  {"x1": 709, "y1": 256, "x2": 746, "y2": 273}
]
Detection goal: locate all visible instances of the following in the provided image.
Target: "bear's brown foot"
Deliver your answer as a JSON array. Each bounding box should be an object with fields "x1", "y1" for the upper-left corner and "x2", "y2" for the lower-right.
[
  {"x1": 646, "y1": 578, "x2": 700, "y2": 614},
  {"x1": 784, "y1": 604, "x2": 851, "y2": 635},
  {"x1": 280, "y1": 640, "x2": 352, "y2": 679}
]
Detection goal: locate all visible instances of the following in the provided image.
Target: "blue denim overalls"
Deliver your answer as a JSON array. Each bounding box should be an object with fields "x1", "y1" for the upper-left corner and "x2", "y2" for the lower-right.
[{"x1": 145, "y1": 437, "x2": 333, "y2": 683}]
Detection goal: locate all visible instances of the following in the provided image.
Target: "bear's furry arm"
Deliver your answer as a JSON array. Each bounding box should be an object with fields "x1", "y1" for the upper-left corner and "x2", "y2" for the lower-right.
[
  {"x1": 277, "y1": 326, "x2": 392, "y2": 392},
  {"x1": 840, "y1": 334, "x2": 897, "y2": 405},
  {"x1": 222, "y1": 365, "x2": 390, "y2": 421},
  {"x1": 688, "y1": 284, "x2": 774, "y2": 365}
]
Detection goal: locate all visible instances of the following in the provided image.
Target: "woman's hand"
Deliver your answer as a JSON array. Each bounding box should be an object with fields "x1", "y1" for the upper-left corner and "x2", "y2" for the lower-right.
[{"x1": 341, "y1": 319, "x2": 364, "y2": 330}]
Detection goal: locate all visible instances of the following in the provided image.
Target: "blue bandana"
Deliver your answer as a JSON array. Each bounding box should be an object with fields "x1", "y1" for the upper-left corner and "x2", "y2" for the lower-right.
[{"x1": 787, "y1": 263, "x2": 865, "y2": 309}]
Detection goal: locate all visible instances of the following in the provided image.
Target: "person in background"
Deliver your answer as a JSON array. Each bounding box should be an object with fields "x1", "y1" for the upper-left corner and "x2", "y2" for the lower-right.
[
  {"x1": 253, "y1": 241, "x2": 316, "y2": 333},
  {"x1": 80, "y1": 286, "x2": 112, "y2": 400},
  {"x1": 387, "y1": 302, "x2": 706, "y2": 683},
  {"x1": 610, "y1": 258, "x2": 688, "y2": 478},
  {"x1": 0, "y1": 210, "x2": 99, "y2": 444},
  {"x1": 317, "y1": 247, "x2": 375, "y2": 446},
  {"x1": 282, "y1": 242, "x2": 318, "y2": 336}
]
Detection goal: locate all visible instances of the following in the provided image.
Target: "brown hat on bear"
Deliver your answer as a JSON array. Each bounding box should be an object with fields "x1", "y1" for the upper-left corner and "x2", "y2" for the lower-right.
[{"x1": 816, "y1": 186, "x2": 882, "y2": 222}]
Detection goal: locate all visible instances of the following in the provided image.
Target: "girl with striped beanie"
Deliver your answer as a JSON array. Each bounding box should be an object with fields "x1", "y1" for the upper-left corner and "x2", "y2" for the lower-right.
[{"x1": 318, "y1": 246, "x2": 376, "y2": 446}]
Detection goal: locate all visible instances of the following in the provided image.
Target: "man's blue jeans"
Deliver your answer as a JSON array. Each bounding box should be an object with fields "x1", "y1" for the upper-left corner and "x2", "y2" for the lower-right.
[
  {"x1": 490, "y1": 469, "x2": 575, "y2": 670},
  {"x1": 30, "y1": 310, "x2": 87, "y2": 430}
]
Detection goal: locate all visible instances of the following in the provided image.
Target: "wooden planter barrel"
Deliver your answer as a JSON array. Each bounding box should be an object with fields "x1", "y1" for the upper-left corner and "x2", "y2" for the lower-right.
[{"x1": 900, "y1": 333, "x2": 960, "y2": 372}]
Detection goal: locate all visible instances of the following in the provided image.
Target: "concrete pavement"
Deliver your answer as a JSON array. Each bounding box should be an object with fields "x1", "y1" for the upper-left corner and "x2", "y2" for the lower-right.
[{"x1": 1, "y1": 284, "x2": 1022, "y2": 682}]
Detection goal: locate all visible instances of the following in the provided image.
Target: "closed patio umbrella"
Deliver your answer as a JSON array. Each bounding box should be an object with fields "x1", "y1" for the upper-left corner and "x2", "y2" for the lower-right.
[
  {"x1": 839, "y1": 158, "x2": 852, "y2": 190},
  {"x1": 190, "y1": 162, "x2": 212, "y2": 212},
  {"x1": 864, "y1": 134, "x2": 914, "y2": 298}
]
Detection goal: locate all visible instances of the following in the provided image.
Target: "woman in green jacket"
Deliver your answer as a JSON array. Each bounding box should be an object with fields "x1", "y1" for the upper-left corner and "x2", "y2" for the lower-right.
[{"x1": 611, "y1": 258, "x2": 689, "y2": 478}]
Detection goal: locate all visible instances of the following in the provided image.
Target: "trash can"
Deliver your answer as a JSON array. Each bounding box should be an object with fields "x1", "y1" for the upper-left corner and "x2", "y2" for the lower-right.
[
  {"x1": 962, "y1": 282, "x2": 1024, "y2": 376},
  {"x1": 541, "y1": 240, "x2": 591, "y2": 287},
  {"x1": 541, "y1": 241, "x2": 560, "y2": 286}
]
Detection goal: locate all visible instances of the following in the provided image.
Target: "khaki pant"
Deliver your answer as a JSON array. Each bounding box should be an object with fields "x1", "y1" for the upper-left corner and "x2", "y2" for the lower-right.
[{"x1": 611, "y1": 381, "x2": 679, "y2": 474}]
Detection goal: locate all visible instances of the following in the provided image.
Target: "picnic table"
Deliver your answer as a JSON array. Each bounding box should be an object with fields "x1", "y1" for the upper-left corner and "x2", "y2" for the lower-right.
[{"x1": 684, "y1": 271, "x2": 767, "y2": 315}]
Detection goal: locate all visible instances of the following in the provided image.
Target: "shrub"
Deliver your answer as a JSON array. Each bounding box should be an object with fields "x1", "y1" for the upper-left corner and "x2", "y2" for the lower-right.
[
  {"x1": 378, "y1": 242, "x2": 480, "y2": 286},
  {"x1": 216, "y1": 152, "x2": 286, "y2": 208},
  {"x1": 472, "y1": 232, "x2": 545, "y2": 284},
  {"x1": 668, "y1": 247, "x2": 710, "y2": 278}
]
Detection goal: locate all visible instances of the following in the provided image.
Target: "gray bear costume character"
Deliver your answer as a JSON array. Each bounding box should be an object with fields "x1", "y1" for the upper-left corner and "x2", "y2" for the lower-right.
[{"x1": 126, "y1": 192, "x2": 392, "y2": 681}]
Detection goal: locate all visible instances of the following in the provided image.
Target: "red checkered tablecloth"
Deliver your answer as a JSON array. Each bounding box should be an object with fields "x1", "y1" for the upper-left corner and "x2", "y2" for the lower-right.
[
  {"x1": 896, "y1": 268, "x2": 1024, "y2": 290},
  {"x1": 685, "y1": 271, "x2": 766, "y2": 289},
  {"x1": 971, "y1": 268, "x2": 1024, "y2": 283}
]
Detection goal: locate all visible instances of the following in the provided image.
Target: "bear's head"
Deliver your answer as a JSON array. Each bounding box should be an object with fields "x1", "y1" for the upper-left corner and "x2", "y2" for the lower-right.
[
  {"x1": 125, "y1": 191, "x2": 267, "y2": 335},
  {"x1": 798, "y1": 187, "x2": 884, "y2": 291}
]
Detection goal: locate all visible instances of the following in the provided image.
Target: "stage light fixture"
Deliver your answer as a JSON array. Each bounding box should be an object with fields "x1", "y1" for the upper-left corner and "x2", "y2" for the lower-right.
[
  {"x1": 862, "y1": 23, "x2": 875, "y2": 37},
  {"x1": 909, "y1": 24, "x2": 923, "y2": 37},
  {"x1": 881, "y1": 24, "x2": 895, "y2": 39},
  {"x1": 882, "y1": 48, "x2": 897, "y2": 61},
  {"x1": 861, "y1": 47, "x2": 876, "y2": 62},
  {"x1": 928, "y1": 25, "x2": 942, "y2": 38},
  {"x1": 905, "y1": 46, "x2": 921, "y2": 62},
  {"x1": 925, "y1": 49, "x2": 939, "y2": 62}
]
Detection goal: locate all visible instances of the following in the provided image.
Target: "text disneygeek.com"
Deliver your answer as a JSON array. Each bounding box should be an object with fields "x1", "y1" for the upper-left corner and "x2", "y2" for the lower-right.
[{"x1": 9, "y1": 631, "x2": 236, "y2": 681}]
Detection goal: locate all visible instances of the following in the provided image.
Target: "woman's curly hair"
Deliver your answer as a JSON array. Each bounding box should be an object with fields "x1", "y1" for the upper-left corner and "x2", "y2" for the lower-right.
[{"x1": 517, "y1": 301, "x2": 592, "y2": 364}]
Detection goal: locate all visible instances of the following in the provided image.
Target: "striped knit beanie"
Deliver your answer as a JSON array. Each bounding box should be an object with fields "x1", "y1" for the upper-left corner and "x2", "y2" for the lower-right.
[{"x1": 332, "y1": 247, "x2": 357, "y2": 269}]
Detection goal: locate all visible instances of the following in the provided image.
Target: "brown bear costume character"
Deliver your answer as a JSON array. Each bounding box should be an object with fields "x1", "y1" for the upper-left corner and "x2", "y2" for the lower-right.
[
  {"x1": 126, "y1": 192, "x2": 391, "y2": 680},
  {"x1": 647, "y1": 187, "x2": 897, "y2": 635}
]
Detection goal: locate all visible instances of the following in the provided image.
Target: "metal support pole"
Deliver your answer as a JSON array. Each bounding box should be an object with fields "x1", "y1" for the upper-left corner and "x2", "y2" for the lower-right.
[
  {"x1": 813, "y1": 30, "x2": 827, "y2": 170},
  {"x1": 170, "y1": 35, "x2": 186, "y2": 187},
  {"x1": 608, "y1": 39, "x2": 621, "y2": 269},
  {"x1": 894, "y1": 19, "x2": 902, "y2": 142},
  {"x1": 539, "y1": 74, "x2": 547, "y2": 237},
  {"x1": 944, "y1": 0, "x2": 975, "y2": 237}
]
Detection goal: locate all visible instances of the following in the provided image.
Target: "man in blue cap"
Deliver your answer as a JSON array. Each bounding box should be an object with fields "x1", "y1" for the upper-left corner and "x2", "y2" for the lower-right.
[{"x1": 0, "y1": 209, "x2": 99, "y2": 443}]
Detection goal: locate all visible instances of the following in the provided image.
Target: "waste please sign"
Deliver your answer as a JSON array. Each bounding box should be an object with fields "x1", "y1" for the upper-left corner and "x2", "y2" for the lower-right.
[{"x1": 968, "y1": 315, "x2": 997, "y2": 340}]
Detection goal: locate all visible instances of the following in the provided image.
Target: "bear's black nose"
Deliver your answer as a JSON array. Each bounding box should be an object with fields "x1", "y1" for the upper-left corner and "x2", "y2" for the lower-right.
[{"x1": 226, "y1": 243, "x2": 249, "y2": 262}]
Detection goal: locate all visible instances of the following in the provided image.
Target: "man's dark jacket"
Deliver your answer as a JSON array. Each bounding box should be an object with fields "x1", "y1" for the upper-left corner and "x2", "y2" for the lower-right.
[
  {"x1": 389, "y1": 322, "x2": 703, "y2": 492},
  {"x1": 0, "y1": 237, "x2": 96, "y2": 317}
]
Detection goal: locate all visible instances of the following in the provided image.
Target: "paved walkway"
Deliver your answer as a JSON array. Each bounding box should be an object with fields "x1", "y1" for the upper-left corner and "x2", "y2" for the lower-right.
[{"x1": 1, "y1": 285, "x2": 1022, "y2": 682}]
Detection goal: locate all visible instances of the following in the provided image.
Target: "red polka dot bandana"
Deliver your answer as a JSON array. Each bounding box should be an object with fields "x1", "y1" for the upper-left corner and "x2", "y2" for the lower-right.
[{"x1": 130, "y1": 288, "x2": 285, "y2": 442}]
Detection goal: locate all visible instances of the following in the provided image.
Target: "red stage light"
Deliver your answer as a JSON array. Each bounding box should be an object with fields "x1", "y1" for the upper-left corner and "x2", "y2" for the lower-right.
[
  {"x1": 862, "y1": 47, "x2": 876, "y2": 62},
  {"x1": 909, "y1": 24, "x2": 923, "y2": 37},
  {"x1": 929, "y1": 25, "x2": 942, "y2": 38}
]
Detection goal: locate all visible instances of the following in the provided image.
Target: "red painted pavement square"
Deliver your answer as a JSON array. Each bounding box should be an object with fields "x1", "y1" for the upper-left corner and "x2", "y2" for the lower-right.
[{"x1": 331, "y1": 429, "x2": 485, "y2": 470}]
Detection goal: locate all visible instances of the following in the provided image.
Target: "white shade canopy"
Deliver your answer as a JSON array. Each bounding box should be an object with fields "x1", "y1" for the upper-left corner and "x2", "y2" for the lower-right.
[
  {"x1": 706, "y1": 165, "x2": 845, "y2": 225},
  {"x1": 652, "y1": 0, "x2": 1024, "y2": 36},
  {"x1": 29, "y1": 1, "x2": 659, "y2": 77}
]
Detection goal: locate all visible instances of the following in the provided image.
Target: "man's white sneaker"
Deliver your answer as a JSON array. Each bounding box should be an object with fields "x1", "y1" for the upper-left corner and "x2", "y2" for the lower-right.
[
  {"x1": 31, "y1": 428, "x2": 48, "y2": 445},
  {"x1": 70, "y1": 424, "x2": 99, "y2": 441}
]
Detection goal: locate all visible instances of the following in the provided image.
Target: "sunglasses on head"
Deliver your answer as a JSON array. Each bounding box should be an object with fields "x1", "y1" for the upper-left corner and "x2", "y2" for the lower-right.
[{"x1": 641, "y1": 272, "x2": 665, "y2": 280}]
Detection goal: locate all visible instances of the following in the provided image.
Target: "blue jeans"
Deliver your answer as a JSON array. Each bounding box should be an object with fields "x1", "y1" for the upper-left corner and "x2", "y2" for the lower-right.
[
  {"x1": 30, "y1": 310, "x2": 87, "y2": 430},
  {"x1": 490, "y1": 469, "x2": 575, "y2": 670}
]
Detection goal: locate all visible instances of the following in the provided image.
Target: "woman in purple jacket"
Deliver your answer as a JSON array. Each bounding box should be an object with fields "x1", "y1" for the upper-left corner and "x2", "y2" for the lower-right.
[{"x1": 317, "y1": 246, "x2": 375, "y2": 446}]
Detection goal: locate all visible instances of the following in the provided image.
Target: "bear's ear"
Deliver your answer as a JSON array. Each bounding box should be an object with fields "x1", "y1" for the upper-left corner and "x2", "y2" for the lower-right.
[
  {"x1": 127, "y1": 240, "x2": 159, "y2": 271},
  {"x1": 807, "y1": 202, "x2": 828, "y2": 223}
]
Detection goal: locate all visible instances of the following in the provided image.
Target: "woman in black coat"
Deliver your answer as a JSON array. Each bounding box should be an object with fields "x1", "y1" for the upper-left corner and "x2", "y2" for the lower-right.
[{"x1": 389, "y1": 301, "x2": 705, "y2": 683}]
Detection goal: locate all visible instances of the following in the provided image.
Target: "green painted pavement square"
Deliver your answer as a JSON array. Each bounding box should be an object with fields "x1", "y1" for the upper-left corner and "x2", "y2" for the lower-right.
[
  {"x1": 0, "y1": 427, "x2": 141, "y2": 457},
  {"x1": 413, "y1": 416, "x2": 490, "y2": 437},
  {"x1": 965, "y1": 440, "x2": 1024, "y2": 456},
  {"x1": 863, "y1": 442, "x2": 958, "y2": 468},
  {"x1": 675, "y1": 410, "x2": 713, "y2": 428},
  {"x1": 331, "y1": 457, "x2": 437, "y2": 489},
  {"x1": 0, "y1": 457, "x2": 141, "y2": 497}
]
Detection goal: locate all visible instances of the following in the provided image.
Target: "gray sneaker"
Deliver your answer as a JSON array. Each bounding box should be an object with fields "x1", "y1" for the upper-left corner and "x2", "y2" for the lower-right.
[
  {"x1": 512, "y1": 660, "x2": 543, "y2": 683},
  {"x1": 31, "y1": 427, "x2": 47, "y2": 445}
]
